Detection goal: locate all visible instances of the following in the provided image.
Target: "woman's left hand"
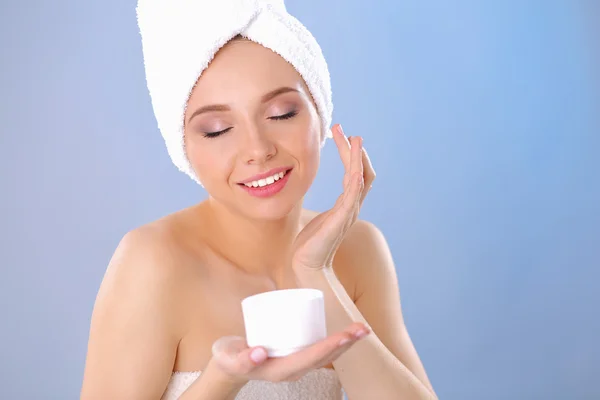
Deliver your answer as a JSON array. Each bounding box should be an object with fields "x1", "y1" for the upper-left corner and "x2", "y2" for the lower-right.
[{"x1": 291, "y1": 124, "x2": 376, "y2": 273}]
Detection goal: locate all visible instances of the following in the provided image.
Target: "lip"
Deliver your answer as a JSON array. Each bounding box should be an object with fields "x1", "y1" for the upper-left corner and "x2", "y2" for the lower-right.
[
  {"x1": 238, "y1": 168, "x2": 292, "y2": 198},
  {"x1": 237, "y1": 166, "x2": 293, "y2": 185}
]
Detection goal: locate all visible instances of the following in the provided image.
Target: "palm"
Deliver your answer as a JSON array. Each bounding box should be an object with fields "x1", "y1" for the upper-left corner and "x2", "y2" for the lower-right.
[
  {"x1": 291, "y1": 195, "x2": 352, "y2": 270},
  {"x1": 291, "y1": 127, "x2": 375, "y2": 271}
]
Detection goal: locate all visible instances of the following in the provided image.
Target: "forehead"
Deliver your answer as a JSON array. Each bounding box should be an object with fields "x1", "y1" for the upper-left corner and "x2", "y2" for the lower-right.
[{"x1": 188, "y1": 40, "x2": 311, "y2": 105}]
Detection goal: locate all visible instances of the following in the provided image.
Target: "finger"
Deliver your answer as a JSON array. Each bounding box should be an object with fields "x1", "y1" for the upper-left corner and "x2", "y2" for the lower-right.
[
  {"x1": 270, "y1": 323, "x2": 369, "y2": 378},
  {"x1": 334, "y1": 125, "x2": 359, "y2": 192},
  {"x1": 330, "y1": 171, "x2": 363, "y2": 231},
  {"x1": 359, "y1": 147, "x2": 375, "y2": 209},
  {"x1": 346, "y1": 136, "x2": 364, "y2": 207},
  {"x1": 350, "y1": 136, "x2": 364, "y2": 183},
  {"x1": 212, "y1": 336, "x2": 268, "y2": 375},
  {"x1": 306, "y1": 323, "x2": 370, "y2": 365},
  {"x1": 287, "y1": 336, "x2": 360, "y2": 382},
  {"x1": 331, "y1": 124, "x2": 352, "y2": 174},
  {"x1": 312, "y1": 325, "x2": 371, "y2": 368},
  {"x1": 330, "y1": 155, "x2": 359, "y2": 216},
  {"x1": 344, "y1": 137, "x2": 364, "y2": 224},
  {"x1": 316, "y1": 337, "x2": 363, "y2": 368}
]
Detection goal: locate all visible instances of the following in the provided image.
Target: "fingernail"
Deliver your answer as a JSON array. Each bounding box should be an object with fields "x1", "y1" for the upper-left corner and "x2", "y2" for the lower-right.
[
  {"x1": 250, "y1": 347, "x2": 268, "y2": 363},
  {"x1": 338, "y1": 337, "x2": 352, "y2": 346},
  {"x1": 338, "y1": 124, "x2": 345, "y2": 135},
  {"x1": 354, "y1": 329, "x2": 369, "y2": 339}
]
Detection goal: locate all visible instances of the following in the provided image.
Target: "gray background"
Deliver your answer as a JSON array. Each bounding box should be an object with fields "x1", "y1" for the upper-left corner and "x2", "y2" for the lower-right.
[{"x1": 1, "y1": 0, "x2": 598, "y2": 398}]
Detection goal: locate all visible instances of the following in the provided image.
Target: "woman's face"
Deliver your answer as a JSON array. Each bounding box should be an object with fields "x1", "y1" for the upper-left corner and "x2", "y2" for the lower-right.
[{"x1": 184, "y1": 39, "x2": 323, "y2": 220}]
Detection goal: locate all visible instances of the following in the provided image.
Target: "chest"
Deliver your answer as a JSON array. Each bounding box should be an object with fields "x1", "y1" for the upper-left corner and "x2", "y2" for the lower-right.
[
  {"x1": 173, "y1": 265, "x2": 301, "y2": 371},
  {"x1": 172, "y1": 254, "x2": 356, "y2": 372}
]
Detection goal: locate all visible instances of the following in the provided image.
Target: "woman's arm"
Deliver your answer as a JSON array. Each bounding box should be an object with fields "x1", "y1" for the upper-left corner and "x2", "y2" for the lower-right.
[
  {"x1": 296, "y1": 220, "x2": 438, "y2": 400},
  {"x1": 80, "y1": 228, "x2": 198, "y2": 399},
  {"x1": 81, "y1": 225, "x2": 366, "y2": 400}
]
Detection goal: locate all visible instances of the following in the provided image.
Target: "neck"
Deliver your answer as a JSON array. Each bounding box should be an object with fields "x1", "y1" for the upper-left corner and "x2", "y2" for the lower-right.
[{"x1": 200, "y1": 197, "x2": 304, "y2": 278}]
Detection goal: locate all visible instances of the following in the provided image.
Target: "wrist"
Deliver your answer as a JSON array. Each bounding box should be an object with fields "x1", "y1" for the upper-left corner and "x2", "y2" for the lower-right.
[{"x1": 293, "y1": 266, "x2": 333, "y2": 288}]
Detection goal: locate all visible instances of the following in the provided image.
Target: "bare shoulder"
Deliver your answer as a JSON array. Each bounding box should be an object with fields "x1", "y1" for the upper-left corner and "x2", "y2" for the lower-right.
[
  {"x1": 99, "y1": 218, "x2": 191, "y2": 303},
  {"x1": 301, "y1": 210, "x2": 392, "y2": 302},
  {"x1": 81, "y1": 212, "x2": 198, "y2": 399},
  {"x1": 336, "y1": 221, "x2": 437, "y2": 394},
  {"x1": 341, "y1": 219, "x2": 390, "y2": 255},
  {"x1": 335, "y1": 218, "x2": 396, "y2": 301},
  {"x1": 93, "y1": 207, "x2": 207, "y2": 333}
]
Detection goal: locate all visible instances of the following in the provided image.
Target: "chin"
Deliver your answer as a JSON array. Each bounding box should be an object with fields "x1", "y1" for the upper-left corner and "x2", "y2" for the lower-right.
[
  {"x1": 238, "y1": 193, "x2": 300, "y2": 222},
  {"x1": 238, "y1": 180, "x2": 309, "y2": 222},
  {"x1": 255, "y1": 203, "x2": 298, "y2": 221}
]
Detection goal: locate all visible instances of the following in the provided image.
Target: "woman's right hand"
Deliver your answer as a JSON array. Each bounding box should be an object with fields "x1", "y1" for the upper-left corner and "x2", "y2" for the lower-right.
[{"x1": 210, "y1": 322, "x2": 370, "y2": 384}]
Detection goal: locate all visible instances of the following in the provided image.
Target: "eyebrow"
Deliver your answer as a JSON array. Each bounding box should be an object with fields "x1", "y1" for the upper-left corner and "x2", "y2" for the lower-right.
[{"x1": 186, "y1": 86, "x2": 300, "y2": 124}]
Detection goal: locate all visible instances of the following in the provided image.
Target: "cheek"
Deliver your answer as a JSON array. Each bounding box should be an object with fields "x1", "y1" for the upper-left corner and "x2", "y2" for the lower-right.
[
  {"x1": 293, "y1": 120, "x2": 321, "y2": 175},
  {"x1": 185, "y1": 137, "x2": 233, "y2": 185},
  {"x1": 291, "y1": 108, "x2": 320, "y2": 147}
]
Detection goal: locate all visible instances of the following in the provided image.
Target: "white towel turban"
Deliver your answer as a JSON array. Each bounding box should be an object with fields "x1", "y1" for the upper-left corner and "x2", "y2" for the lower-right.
[{"x1": 136, "y1": 0, "x2": 334, "y2": 185}]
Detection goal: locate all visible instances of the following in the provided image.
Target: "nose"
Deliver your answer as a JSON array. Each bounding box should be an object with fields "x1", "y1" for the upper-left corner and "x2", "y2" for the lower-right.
[{"x1": 240, "y1": 125, "x2": 277, "y2": 165}]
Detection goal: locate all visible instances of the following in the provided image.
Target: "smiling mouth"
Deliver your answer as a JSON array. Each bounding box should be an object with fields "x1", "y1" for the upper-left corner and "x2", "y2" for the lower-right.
[{"x1": 238, "y1": 168, "x2": 293, "y2": 188}]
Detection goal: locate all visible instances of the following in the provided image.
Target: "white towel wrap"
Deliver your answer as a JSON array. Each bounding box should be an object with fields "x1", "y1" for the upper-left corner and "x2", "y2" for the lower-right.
[{"x1": 136, "y1": 0, "x2": 334, "y2": 184}]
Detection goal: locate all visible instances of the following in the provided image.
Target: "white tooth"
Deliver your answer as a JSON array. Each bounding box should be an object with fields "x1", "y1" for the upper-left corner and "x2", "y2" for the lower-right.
[{"x1": 245, "y1": 171, "x2": 287, "y2": 189}]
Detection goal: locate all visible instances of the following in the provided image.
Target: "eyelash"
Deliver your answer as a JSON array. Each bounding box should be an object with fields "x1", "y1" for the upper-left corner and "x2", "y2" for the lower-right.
[
  {"x1": 271, "y1": 110, "x2": 298, "y2": 121},
  {"x1": 203, "y1": 110, "x2": 298, "y2": 138}
]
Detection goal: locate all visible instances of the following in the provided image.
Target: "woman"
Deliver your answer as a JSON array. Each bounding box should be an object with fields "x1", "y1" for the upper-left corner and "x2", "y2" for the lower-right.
[{"x1": 81, "y1": 1, "x2": 437, "y2": 399}]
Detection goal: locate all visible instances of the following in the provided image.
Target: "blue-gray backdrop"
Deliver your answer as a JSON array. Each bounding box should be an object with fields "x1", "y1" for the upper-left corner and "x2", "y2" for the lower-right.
[{"x1": 1, "y1": 0, "x2": 598, "y2": 399}]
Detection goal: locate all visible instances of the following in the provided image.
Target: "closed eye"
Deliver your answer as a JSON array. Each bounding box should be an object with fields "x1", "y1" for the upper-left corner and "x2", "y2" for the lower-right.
[
  {"x1": 203, "y1": 111, "x2": 298, "y2": 138},
  {"x1": 270, "y1": 110, "x2": 298, "y2": 120},
  {"x1": 203, "y1": 127, "x2": 232, "y2": 138}
]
